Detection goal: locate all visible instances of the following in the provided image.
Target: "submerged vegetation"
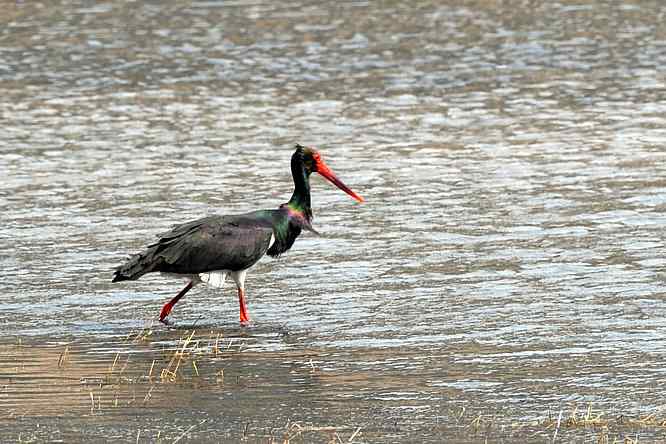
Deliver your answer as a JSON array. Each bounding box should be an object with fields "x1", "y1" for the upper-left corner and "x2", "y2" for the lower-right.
[
  {"x1": 0, "y1": 326, "x2": 369, "y2": 442},
  {"x1": 2, "y1": 328, "x2": 666, "y2": 442}
]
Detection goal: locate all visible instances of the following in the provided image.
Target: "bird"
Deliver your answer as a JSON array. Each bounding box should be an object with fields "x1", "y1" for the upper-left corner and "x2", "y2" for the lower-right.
[{"x1": 112, "y1": 144, "x2": 363, "y2": 326}]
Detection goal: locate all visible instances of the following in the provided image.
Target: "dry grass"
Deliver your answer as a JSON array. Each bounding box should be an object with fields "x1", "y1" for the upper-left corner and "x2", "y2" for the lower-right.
[
  {"x1": 57, "y1": 345, "x2": 70, "y2": 368},
  {"x1": 438, "y1": 403, "x2": 666, "y2": 443},
  {"x1": 7, "y1": 333, "x2": 666, "y2": 442},
  {"x1": 248, "y1": 420, "x2": 364, "y2": 444},
  {"x1": 91, "y1": 328, "x2": 241, "y2": 413},
  {"x1": 159, "y1": 329, "x2": 198, "y2": 383},
  {"x1": 0, "y1": 327, "x2": 244, "y2": 419},
  {"x1": 102, "y1": 323, "x2": 241, "y2": 387},
  {"x1": 125, "y1": 319, "x2": 157, "y2": 343},
  {"x1": 541, "y1": 403, "x2": 666, "y2": 430},
  {"x1": 534, "y1": 403, "x2": 666, "y2": 443}
]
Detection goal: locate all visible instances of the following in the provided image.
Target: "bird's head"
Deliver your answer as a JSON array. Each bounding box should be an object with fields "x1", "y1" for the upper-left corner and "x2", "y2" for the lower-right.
[{"x1": 294, "y1": 144, "x2": 364, "y2": 203}]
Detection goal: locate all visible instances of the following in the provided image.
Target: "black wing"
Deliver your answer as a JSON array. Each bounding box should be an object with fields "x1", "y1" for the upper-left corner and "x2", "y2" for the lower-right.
[{"x1": 150, "y1": 214, "x2": 274, "y2": 274}]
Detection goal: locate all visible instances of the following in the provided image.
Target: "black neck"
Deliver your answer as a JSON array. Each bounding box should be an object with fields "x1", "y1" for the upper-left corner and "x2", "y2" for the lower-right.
[{"x1": 288, "y1": 152, "x2": 312, "y2": 213}]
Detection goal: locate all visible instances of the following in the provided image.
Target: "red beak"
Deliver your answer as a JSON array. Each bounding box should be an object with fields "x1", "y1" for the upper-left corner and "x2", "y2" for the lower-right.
[{"x1": 315, "y1": 159, "x2": 364, "y2": 203}]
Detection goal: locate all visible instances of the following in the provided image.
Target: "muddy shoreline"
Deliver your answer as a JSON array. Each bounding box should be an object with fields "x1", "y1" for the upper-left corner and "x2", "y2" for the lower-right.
[{"x1": 3, "y1": 328, "x2": 666, "y2": 443}]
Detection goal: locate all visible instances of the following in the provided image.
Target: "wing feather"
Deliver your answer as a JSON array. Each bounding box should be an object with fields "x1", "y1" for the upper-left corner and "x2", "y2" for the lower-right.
[{"x1": 153, "y1": 214, "x2": 274, "y2": 273}]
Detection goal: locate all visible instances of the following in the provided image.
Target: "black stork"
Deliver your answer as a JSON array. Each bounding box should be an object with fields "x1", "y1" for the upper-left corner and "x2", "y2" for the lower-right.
[{"x1": 112, "y1": 144, "x2": 363, "y2": 326}]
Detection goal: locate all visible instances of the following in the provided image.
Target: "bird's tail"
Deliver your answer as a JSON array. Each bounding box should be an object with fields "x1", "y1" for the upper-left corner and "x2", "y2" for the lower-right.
[{"x1": 112, "y1": 246, "x2": 160, "y2": 282}]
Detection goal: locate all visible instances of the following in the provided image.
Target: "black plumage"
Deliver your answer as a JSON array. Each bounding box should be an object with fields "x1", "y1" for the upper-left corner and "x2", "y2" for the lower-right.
[
  {"x1": 112, "y1": 144, "x2": 363, "y2": 325},
  {"x1": 113, "y1": 212, "x2": 275, "y2": 281}
]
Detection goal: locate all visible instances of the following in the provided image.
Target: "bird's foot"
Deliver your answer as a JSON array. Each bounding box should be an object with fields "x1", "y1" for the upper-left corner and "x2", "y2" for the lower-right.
[
  {"x1": 239, "y1": 308, "x2": 251, "y2": 327},
  {"x1": 159, "y1": 303, "x2": 174, "y2": 324},
  {"x1": 238, "y1": 290, "x2": 251, "y2": 326}
]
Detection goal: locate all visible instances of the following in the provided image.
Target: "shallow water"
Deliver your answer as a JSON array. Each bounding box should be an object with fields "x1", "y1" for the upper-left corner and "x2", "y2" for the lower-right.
[{"x1": 2, "y1": 0, "x2": 666, "y2": 442}]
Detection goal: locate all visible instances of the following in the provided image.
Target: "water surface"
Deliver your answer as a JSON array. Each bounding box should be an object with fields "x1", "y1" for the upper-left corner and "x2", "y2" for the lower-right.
[{"x1": 2, "y1": 1, "x2": 666, "y2": 442}]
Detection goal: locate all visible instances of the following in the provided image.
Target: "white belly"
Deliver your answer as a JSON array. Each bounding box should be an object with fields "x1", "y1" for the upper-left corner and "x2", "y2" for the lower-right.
[
  {"x1": 162, "y1": 268, "x2": 248, "y2": 290},
  {"x1": 198, "y1": 270, "x2": 228, "y2": 288}
]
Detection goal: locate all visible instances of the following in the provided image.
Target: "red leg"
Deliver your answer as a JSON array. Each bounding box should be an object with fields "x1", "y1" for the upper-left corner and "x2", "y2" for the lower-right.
[
  {"x1": 159, "y1": 280, "x2": 194, "y2": 324},
  {"x1": 238, "y1": 287, "x2": 250, "y2": 326}
]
